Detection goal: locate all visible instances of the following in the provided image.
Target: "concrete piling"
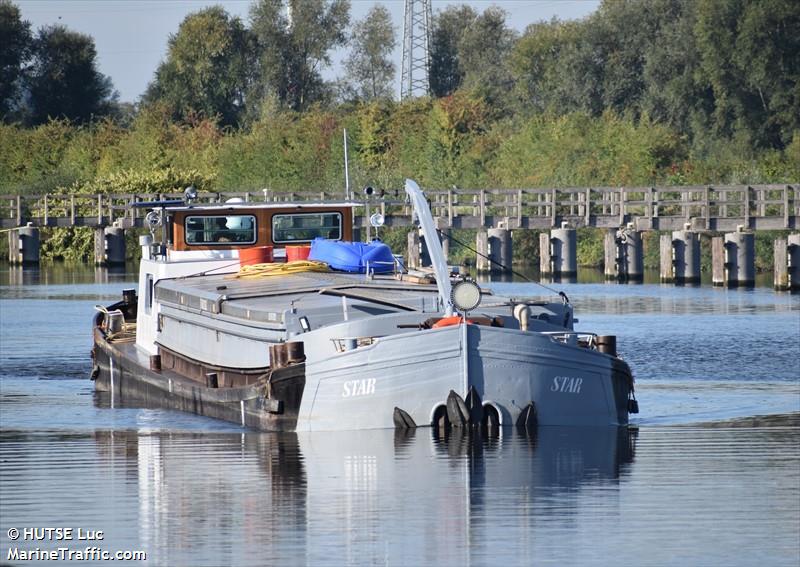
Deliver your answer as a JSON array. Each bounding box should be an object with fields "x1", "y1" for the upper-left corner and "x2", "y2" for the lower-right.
[
  {"x1": 488, "y1": 228, "x2": 512, "y2": 273},
  {"x1": 419, "y1": 229, "x2": 430, "y2": 267},
  {"x1": 724, "y1": 228, "x2": 755, "y2": 287},
  {"x1": 712, "y1": 237, "x2": 725, "y2": 286},
  {"x1": 407, "y1": 230, "x2": 420, "y2": 270},
  {"x1": 105, "y1": 226, "x2": 126, "y2": 265},
  {"x1": 539, "y1": 232, "x2": 552, "y2": 276},
  {"x1": 787, "y1": 234, "x2": 800, "y2": 291},
  {"x1": 672, "y1": 228, "x2": 701, "y2": 284},
  {"x1": 604, "y1": 227, "x2": 642, "y2": 282},
  {"x1": 774, "y1": 239, "x2": 789, "y2": 291},
  {"x1": 94, "y1": 229, "x2": 104, "y2": 266},
  {"x1": 476, "y1": 230, "x2": 490, "y2": 273},
  {"x1": 659, "y1": 234, "x2": 673, "y2": 283},
  {"x1": 439, "y1": 227, "x2": 450, "y2": 263},
  {"x1": 550, "y1": 225, "x2": 577, "y2": 278},
  {"x1": 94, "y1": 226, "x2": 126, "y2": 266},
  {"x1": 8, "y1": 225, "x2": 40, "y2": 265},
  {"x1": 621, "y1": 229, "x2": 644, "y2": 282},
  {"x1": 604, "y1": 231, "x2": 618, "y2": 280}
]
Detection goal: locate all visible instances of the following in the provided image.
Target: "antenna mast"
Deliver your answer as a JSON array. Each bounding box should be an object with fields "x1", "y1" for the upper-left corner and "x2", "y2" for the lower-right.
[
  {"x1": 400, "y1": 0, "x2": 432, "y2": 100},
  {"x1": 343, "y1": 129, "x2": 351, "y2": 200}
]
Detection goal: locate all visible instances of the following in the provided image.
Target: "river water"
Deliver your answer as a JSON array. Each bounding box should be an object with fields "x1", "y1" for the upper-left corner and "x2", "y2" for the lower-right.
[{"x1": 1, "y1": 264, "x2": 798, "y2": 566}]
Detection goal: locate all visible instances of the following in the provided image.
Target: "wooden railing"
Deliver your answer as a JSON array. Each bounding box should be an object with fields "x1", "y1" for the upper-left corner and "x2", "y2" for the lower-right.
[{"x1": 1, "y1": 184, "x2": 797, "y2": 231}]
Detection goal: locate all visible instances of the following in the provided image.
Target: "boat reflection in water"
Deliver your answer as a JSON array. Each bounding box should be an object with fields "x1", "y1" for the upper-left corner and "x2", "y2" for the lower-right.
[{"x1": 100, "y1": 426, "x2": 635, "y2": 566}]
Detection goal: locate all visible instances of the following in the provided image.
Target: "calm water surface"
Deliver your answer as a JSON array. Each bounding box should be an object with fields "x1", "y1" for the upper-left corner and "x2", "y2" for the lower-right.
[{"x1": 1, "y1": 264, "x2": 798, "y2": 566}]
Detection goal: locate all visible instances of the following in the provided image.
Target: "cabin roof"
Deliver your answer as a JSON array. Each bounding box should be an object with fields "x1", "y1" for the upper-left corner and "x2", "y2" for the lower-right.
[
  {"x1": 168, "y1": 202, "x2": 357, "y2": 213},
  {"x1": 155, "y1": 271, "x2": 443, "y2": 323}
]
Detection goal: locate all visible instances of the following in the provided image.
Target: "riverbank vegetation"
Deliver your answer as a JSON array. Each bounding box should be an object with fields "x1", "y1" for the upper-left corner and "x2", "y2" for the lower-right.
[{"x1": 0, "y1": 0, "x2": 797, "y2": 264}]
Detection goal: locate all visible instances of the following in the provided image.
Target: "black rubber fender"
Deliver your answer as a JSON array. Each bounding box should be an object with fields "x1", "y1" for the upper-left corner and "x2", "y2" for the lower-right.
[
  {"x1": 446, "y1": 390, "x2": 470, "y2": 428},
  {"x1": 393, "y1": 407, "x2": 417, "y2": 429}
]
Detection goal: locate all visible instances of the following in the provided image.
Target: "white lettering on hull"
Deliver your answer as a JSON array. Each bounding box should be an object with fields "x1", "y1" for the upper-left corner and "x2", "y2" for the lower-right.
[
  {"x1": 342, "y1": 378, "x2": 376, "y2": 398},
  {"x1": 551, "y1": 376, "x2": 583, "y2": 394}
]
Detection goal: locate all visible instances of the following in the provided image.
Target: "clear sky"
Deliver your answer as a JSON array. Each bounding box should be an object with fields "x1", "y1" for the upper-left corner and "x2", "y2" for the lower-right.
[{"x1": 16, "y1": 0, "x2": 600, "y2": 103}]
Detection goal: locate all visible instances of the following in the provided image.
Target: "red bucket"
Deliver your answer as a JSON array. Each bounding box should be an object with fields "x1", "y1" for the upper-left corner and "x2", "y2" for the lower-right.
[
  {"x1": 286, "y1": 244, "x2": 311, "y2": 262},
  {"x1": 239, "y1": 246, "x2": 274, "y2": 267}
]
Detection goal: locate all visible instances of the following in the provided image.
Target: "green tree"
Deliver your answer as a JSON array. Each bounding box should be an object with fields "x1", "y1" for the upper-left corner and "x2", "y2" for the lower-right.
[
  {"x1": 695, "y1": 0, "x2": 800, "y2": 148},
  {"x1": 0, "y1": 0, "x2": 32, "y2": 121},
  {"x1": 514, "y1": 1, "x2": 683, "y2": 119},
  {"x1": 513, "y1": 0, "x2": 799, "y2": 151},
  {"x1": 429, "y1": 5, "x2": 515, "y2": 105},
  {"x1": 592, "y1": 0, "x2": 654, "y2": 115},
  {"x1": 429, "y1": 5, "x2": 476, "y2": 97},
  {"x1": 343, "y1": 5, "x2": 395, "y2": 101},
  {"x1": 641, "y1": 0, "x2": 711, "y2": 139},
  {"x1": 512, "y1": 18, "x2": 604, "y2": 115},
  {"x1": 250, "y1": 0, "x2": 350, "y2": 112},
  {"x1": 26, "y1": 25, "x2": 116, "y2": 125},
  {"x1": 457, "y1": 7, "x2": 516, "y2": 110},
  {"x1": 427, "y1": 92, "x2": 490, "y2": 186},
  {"x1": 144, "y1": 6, "x2": 254, "y2": 127}
]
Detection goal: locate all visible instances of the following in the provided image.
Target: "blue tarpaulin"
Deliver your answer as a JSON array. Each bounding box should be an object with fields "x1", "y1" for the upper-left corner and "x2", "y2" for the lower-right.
[{"x1": 309, "y1": 238, "x2": 395, "y2": 273}]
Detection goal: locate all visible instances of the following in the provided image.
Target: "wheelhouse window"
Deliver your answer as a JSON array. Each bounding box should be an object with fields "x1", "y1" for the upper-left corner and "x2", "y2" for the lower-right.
[
  {"x1": 145, "y1": 274, "x2": 153, "y2": 314},
  {"x1": 185, "y1": 215, "x2": 257, "y2": 245},
  {"x1": 271, "y1": 212, "x2": 343, "y2": 243}
]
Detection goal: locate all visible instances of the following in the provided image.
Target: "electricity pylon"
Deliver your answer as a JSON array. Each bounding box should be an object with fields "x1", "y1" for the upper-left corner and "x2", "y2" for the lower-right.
[{"x1": 400, "y1": 0, "x2": 432, "y2": 99}]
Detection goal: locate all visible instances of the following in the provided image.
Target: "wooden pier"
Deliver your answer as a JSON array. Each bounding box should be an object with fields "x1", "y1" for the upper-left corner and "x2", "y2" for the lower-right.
[
  {"x1": 1, "y1": 184, "x2": 798, "y2": 231},
  {"x1": 3, "y1": 184, "x2": 799, "y2": 290}
]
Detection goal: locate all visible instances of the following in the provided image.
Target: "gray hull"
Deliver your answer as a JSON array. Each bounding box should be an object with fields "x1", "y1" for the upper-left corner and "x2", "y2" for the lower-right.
[
  {"x1": 300, "y1": 323, "x2": 630, "y2": 431},
  {"x1": 93, "y1": 321, "x2": 630, "y2": 432}
]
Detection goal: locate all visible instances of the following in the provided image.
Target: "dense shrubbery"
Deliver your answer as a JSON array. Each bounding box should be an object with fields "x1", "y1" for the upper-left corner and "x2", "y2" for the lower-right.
[
  {"x1": 2, "y1": 102, "x2": 797, "y2": 200},
  {"x1": 1, "y1": 101, "x2": 797, "y2": 263}
]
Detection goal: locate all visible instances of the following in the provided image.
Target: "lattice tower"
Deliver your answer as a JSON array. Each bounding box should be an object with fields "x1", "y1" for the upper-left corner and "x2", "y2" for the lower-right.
[{"x1": 400, "y1": 0, "x2": 432, "y2": 99}]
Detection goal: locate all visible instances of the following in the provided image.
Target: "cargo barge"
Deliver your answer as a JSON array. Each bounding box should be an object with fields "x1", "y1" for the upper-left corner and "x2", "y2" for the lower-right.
[{"x1": 91, "y1": 180, "x2": 637, "y2": 431}]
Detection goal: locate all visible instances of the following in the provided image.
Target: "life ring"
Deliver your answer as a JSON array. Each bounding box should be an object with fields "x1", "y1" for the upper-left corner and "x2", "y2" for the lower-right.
[{"x1": 432, "y1": 316, "x2": 475, "y2": 329}]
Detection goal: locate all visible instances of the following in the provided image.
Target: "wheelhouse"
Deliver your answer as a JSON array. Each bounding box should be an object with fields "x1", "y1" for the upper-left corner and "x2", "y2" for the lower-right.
[{"x1": 169, "y1": 203, "x2": 355, "y2": 253}]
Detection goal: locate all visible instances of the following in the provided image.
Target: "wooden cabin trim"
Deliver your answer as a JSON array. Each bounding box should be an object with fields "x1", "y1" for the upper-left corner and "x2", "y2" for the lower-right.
[{"x1": 171, "y1": 205, "x2": 354, "y2": 252}]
